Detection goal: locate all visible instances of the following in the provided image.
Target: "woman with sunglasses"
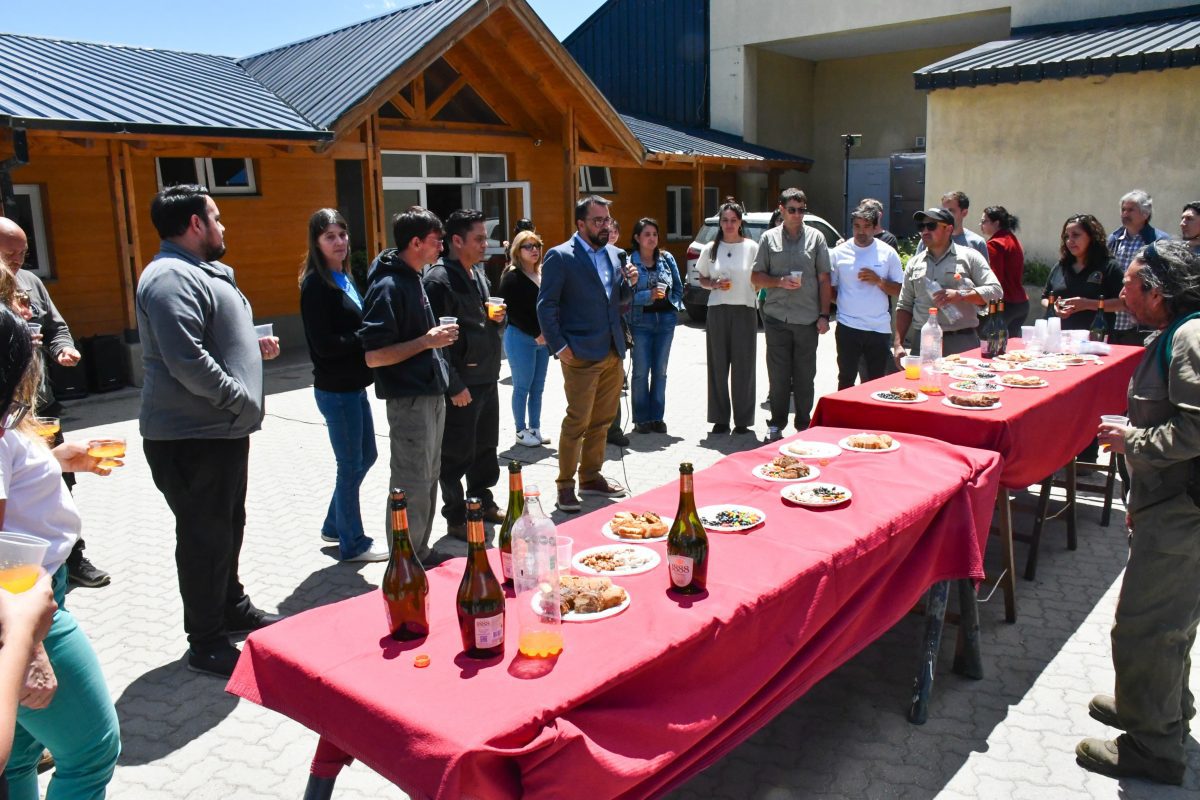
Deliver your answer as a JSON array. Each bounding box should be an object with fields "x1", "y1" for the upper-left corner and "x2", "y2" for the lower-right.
[
  {"x1": 499, "y1": 230, "x2": 550, "y2": 447},
  {"x1": 0, "y1": 305, "x2": 120, "y2": 798}
]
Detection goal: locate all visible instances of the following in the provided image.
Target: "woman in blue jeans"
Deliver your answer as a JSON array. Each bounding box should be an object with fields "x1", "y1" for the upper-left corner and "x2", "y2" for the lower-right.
[
  {"x1": 299, "y1": 209, "x2": 384, "y2": 562},
  {"x1": 629, "y1": 218, "x2": 683, "y2": 434},
  {"x1": 498, "y1": 230, "x2": 550, "y2": 447}
]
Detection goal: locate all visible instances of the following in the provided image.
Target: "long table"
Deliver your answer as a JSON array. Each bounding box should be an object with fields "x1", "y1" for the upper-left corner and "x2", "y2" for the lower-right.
[
  {"x1": 227, "y1": 427, "x2": 1000, "y2": 800},
  {"x1": 811, "y1": 343, "x2": 1141, "y2": 621}
]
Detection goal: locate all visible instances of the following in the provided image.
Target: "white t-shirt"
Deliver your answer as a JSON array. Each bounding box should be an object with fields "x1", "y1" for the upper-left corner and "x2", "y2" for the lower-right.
[
  {"x1": 697, "y1": 239, "x2": 760, "y2": 308},
  {"x1": 0, "y1": 431, "x2": 81, "y2": 575},
  {"x1": 830, "y1": 239, "x2": 904, "y2": 334}
]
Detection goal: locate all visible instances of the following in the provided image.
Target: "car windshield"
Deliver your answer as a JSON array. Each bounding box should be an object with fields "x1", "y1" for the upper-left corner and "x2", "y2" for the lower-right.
[
  {"x1": 697, "y1": 222, "x2": 769, "y2": 245},
  {"x1": 696, "y1": 225, "x2": 719, "y2": 245}
]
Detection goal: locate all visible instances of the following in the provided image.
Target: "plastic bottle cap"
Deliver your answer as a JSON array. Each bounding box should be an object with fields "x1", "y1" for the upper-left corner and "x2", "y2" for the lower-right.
[{"x1": 413, "y1": 654, "x2": 430, "y2": 668}]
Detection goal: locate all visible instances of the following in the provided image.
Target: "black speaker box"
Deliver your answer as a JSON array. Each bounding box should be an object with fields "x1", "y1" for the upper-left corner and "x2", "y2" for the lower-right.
[
  {"x1": 46, "y1": 357, "x2": 88, "y2": 401},
  {"x1": 82, "y1": 335, "x2": 125, "y2": 393}
]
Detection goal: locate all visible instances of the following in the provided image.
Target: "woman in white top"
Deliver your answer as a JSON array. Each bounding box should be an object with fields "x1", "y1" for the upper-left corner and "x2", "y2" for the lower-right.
[
  {"x1": 0, "y1": 306, "x2": 120, "y2": 798},
  {"x1": 696, "y1": 199, "x2": 760, "y2": 434}
]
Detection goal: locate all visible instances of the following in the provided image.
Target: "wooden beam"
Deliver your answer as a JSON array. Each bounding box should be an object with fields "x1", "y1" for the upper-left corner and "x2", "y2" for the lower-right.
[
  {"x1": 106, "y1": 142, "x2": 139, "y2": 331},
  {"x1": 424, "y1": 74, "x2": 468, "y2": 119},
  {"x1": 565, "y1": 107, "x2": 577, "y2": 238},
  {"x1": 443, "y1": 44, "x2": 547, "y2": 141},
  {"x1": 378, "y1": 118, "x2": 515, "y2": 135},
  {"x1": 389, "y1": 90, "x2": 417, "y2": 120},
  {"x1": 692, "y1": 162, "x2": 705, "y2": 241},
  {"x1": 364, "y1": 116, "x2": 386, "y2": 255},
  {"x1": 412, "y1": 74, "x2": 427, "y2": 120},
  {"x1": 121, "y1": 142, "x2": 144, "y2": 284}
]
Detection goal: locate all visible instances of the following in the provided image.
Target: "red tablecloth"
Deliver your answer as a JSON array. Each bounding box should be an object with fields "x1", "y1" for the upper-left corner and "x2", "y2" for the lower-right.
[
  {"x1": 811, "y1": 344, "x2": 1141, "y2": 488},
  {"x1": 227, "y1": 427, "x2": 1001, "y2": 800}
]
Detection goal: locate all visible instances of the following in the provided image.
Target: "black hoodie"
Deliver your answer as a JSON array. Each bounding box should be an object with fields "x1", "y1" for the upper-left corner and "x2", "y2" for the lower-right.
[
  {"x1": 422, "y1": 258, "x2": 503, "y2": 395},
  {"x1": 358, "y1": 249, "x2": 449, "y2": 399}
]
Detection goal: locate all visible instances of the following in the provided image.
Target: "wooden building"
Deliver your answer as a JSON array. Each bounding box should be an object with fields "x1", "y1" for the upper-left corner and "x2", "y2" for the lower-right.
[{"x1": 0, "y1": 0, "x2": 808, "y2": 383}]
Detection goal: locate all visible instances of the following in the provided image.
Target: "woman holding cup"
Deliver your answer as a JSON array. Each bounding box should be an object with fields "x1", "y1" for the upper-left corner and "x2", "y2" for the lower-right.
[
  {"x1": 498, "y1": 230, "x2": 550, "y2": 447},
  {"x1": 299, "y1": 209, "x2": 386, "y2": 562},
  {"x1": 697, "y1": 199, "x2": 759, "y2": 435},
  {"x1": 1042, "y1": 214, "x2": 1124, "y2": 332},
  {"x1": 1081, "y1": 242, "x2": 1200, "y2": 784},
  {"x1": 628, "y1": 218, "x2": 683, "y2": 434},
  {"x1": 0, "y1": 306, "x2": 120, "y2": 797}
]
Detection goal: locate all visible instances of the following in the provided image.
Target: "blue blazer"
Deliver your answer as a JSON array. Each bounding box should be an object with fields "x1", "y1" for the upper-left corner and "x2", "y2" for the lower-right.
[{"x1": 537, "y1": 235, "x2": 631, "y2": 361}]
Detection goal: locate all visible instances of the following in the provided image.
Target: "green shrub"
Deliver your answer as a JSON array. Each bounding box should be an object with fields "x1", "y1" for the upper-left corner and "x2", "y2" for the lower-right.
[
  {"x1": 350, "y1": 250, "x2": 370, "y2": 288},
  {"x1": 1023, "y1": 259, "x2": 1052, "y2": 288},
  {"x1": 897, "y1": 235, "x2": 921, "y2": 270}
]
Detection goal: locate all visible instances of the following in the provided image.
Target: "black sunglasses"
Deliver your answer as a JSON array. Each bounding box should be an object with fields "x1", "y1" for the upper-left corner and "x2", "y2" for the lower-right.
[
  {"x1": 784, "y1": 206, "x2": 808, "y2": 215},
  {"x1": 1, "y1": 400, "x2": 30, "y2": 431},
  {"x1": 916, "y1": 222, "x2": 942, "y2": 232}
]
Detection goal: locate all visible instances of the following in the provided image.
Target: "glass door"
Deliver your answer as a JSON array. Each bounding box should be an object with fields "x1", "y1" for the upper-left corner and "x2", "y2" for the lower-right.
[
  {"x1": 475, "y1": 181, "x2": 531, "y2": 256},
  {"x1": 382, "y1": 181, "x2": 425, "y2": 236}
]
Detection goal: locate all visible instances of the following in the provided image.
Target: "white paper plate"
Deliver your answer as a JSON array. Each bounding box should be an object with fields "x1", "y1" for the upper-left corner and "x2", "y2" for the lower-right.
[
  {"x1": 998, "y1": 376, "x2": 1049, "y2": 389},
  {"x1": 781, "y1": 482, "x2": 852, "y2": 507},
  {"x1": 554, "y1": 586, "x2": 631, "y2": 623},
  {"x1": 752, "y1": 462, "x2": 821, "y2": 482},
  {"x1": 601, "y1": 515, "x2": 672, "y2": 543},
  {"x1": 837, "y1": 435, "x2": 901, "y2": 453},
  {"x1": 778, "y1": 440, "x2": 842, "y2": 460},
  {"x1": 697, "y1": 505, "x2": 767, "y2": 532},
  {"x1": 572, "y1": 545, "x2": 661, "y2": 576},
  {"x1": 951, "y1": 368, "x2": 1000, "y2": 380},
  {"x1": 942, "y1": 396, "x2": 1002, "y2": 411},
  {"x1": 1025, "y1": 362, "x2": 1067, "y2": 372},
  {"x1": 948, "y1": 381, "x2": 1004, "y2": 393},
  {"x1": 870, "y1": 390, "x2": 929, "y2": 404}
]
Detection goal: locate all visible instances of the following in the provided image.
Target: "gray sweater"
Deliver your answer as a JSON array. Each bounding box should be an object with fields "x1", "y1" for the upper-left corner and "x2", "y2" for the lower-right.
[{"x1": 136, "y1": 242, "x2": 264, "y2": 440}]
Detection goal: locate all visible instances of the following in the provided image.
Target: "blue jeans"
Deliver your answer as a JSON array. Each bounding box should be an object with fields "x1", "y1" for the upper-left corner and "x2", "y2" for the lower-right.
[
  {"x1": 314, "y1": 388, "x2": 378, "y2": 559},
  {"x1": 504, "y1": 326, "x2": 549, "y2": 431},
  {"x1": 631, "y1": 311, "x2": 676, "y2": 424},
  {"x1": 5, "y1": 566, "x2": 120, "y2": 800}
]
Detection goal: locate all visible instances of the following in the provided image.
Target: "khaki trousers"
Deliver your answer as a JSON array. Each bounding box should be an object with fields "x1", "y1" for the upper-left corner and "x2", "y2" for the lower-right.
[{"x1": 557, "y1": 350, "x2": 623, "y2": 489}]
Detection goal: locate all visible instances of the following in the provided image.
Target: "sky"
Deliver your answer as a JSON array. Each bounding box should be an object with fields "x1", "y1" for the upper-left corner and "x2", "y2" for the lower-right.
[{"x1": 1, "y1": 0, "x2": 607, "y2": 55}]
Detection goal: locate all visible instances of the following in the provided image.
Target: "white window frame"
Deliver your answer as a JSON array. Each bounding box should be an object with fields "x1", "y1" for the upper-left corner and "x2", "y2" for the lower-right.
[
  {"x1": 666, "y1": 185, "x2": 694, "y2": 240},
  {"x1": 11, "y1": 185, "x2": 51, "y2": 276},
  {"x1": 380, "y1": 151, "x2": 508, "y2": 184},
  {"x1": 154, "y1": 157, "x2": 256, "y2": 195},
  {"x1": 474, "y1": 181, "x2": 532, "y2": 256},
  {"x1": 578, "y1": 166, "x2": 614, "y2": 193}
]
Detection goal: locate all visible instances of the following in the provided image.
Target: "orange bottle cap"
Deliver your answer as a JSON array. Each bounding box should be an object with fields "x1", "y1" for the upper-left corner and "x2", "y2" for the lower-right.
[{"x1": 413, "y1": 654, "x2": 431, "y2": 668}]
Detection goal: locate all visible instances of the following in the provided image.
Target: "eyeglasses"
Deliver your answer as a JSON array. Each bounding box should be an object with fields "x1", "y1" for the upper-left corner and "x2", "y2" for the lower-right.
[
  {"x1": 1, "y1": 401, "x2": 30, "y2": 431},
  {"x1": 916, "y1": 222, "x2": 942, "y2": 232},
  {"x1": 784, "y1": 206, "x2": 807, "y2": 215},
  {"x1": 587, "y1": 217, "x2": 612, "y2": 226},
  {"x1": 520, "y1": 243, "x2": 542, "y2": 251}
]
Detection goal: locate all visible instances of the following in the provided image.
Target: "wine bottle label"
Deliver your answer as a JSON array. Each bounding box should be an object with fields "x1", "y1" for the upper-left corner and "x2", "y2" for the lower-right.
[
  {"x1": 668, "y1": 554, "x2": 694, "y2": 587},
  {"x1": 501, "y1": 551, "x2": 513, "y2": 580},
  {"x1": 474, "y1": 613, "x2": 504, "y2": 649}
]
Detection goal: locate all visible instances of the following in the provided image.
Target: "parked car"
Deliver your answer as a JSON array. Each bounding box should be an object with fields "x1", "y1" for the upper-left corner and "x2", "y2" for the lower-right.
[{"x1": 682, "y1": 211, "x2": 843, "y2": 322}]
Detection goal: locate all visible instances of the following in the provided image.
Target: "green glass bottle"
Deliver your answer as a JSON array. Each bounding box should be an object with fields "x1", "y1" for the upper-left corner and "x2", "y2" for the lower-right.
[
  {"x1": 666, "y1": 463, "x2": 708, "y2": 594},
  {"x1": 497, "y1": 461, "x2": 524, "y2": 589},
  {"x1": 456, "y1": 498, "x2": 506, "y2": 659}
]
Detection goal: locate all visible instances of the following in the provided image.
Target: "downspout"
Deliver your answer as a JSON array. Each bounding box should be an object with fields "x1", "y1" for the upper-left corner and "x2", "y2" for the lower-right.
[{"x1": 0, "y1": 128, "x2": 29, "y2": 217}]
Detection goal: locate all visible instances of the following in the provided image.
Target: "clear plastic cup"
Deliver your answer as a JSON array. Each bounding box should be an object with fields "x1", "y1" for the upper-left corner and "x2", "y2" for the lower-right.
[
  {"x1": 901, "y1": 355, "x2": 921, "y2": 380},
  {"x1": 439, "y1": 316, "x2": 457, "y2": 326},
  {"x1": 1020, "y1": 325, "x2": 1036, "y2": 345},
  {"x1": 1100, "y1": 414, "x2": 1130, "y2": 427},
  {"x1": 556, "y1": 536, "x2": 573, "y2": 572},
  {"x1": 0, "y1": 532, "x2": 49, "y2": 593},
  {"x1": 27, "y1": 323, "x2": 41, "y2": 345},
  {"x1": 254, "y1": 323, "x2": 273, "y2": 338}
]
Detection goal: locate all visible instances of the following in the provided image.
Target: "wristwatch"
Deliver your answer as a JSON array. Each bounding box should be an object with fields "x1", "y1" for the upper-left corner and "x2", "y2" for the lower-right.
[{"x1": 818, "y1": 313, "x2": 830, "y2": 321}]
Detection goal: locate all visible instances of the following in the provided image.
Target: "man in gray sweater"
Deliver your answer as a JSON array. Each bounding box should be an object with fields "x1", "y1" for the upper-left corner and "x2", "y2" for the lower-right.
[{"x1": 136, "y1": 184, "x2": 282, "y2": 678}]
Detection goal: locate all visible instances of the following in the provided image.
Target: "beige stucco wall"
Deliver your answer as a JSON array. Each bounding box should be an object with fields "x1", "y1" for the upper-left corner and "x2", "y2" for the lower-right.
[
  {"x1": 754, "y1": 49, "x2": 814, "y2": 157},
  {"x1": 925, "y1": 67, "x2": 1200, "y2": 265}
]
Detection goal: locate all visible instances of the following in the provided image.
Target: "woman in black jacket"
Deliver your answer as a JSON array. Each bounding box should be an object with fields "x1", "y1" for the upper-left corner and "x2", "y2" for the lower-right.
[{"x1": 299, "y1": 209, "x2": 385, "y2": 562}]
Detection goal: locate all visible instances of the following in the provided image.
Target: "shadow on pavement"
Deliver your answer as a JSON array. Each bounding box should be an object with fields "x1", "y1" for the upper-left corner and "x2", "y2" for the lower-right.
[
  {"x1": 275, "y1": 561, "x2": 377, "y2": 619},
  {"x1": 115, "y1": 659, "x2": 239, "y2": 766},
  {"x1": 696, "y1": 433, "x2": 761, "y2": 456}
]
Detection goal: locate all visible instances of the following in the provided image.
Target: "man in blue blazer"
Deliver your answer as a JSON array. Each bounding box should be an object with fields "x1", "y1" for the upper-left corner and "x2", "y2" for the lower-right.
[{"x1": 538, "y1": 195, "x2": 635, "y2": 512}]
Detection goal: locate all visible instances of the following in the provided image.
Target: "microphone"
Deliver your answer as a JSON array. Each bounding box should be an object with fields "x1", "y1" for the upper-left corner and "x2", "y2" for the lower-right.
[{"x1": 618, "y1": 250, "x2": 634, "y2": 285}]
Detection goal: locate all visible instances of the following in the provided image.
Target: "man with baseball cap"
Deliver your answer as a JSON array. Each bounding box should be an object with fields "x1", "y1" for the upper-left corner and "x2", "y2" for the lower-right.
[{"x1": 894, "y1": 208, "x2": 1001, "y2": 364}]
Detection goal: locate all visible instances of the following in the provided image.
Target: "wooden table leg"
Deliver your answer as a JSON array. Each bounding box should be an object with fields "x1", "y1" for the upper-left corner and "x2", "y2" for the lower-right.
[
  {"x1": 953, "y1": 578, "x2": 984, "y2": 679},
  {"x1": 909, "y1": 580, "x2": 950, "y2": 725},
  {"x1": 997, "y1": 488, "x2": 1017, "y2": 623},
  {"x1": 302, "y1": 776, "x2": 336, "y2": 800}
]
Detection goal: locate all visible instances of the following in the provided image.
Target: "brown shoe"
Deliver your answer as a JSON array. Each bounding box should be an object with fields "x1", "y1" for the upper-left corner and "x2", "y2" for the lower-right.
[
  {"x1": 578, "y1": 478, "x2": 627, "y2": 498},
  {"x1": 1075, "y1": 736, "x2": 1184, "y2": 785},
  {"x1": 483, "y1": 505, "x2": 505, "y2": 525},
  {"x1": 556, "y1": 487, "x2": 581, "y2": 513}
]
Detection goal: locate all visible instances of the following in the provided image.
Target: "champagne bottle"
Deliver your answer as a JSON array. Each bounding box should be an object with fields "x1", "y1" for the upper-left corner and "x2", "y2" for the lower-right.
[
  {"x1": 382, "y1": 488, "x2": 429, "y2": 641},
  {"x1": 497, "y1": 461, "x2": 524, "y2": 589},
  {"x1": 456, "y1": 497, "x2": 505, "y2": 659},
  {"x1": 997, "y1": 300, "x2": 1008, "y2": 354},
  {"x1": 1089, "y1": 296, "x2": 1108, "y2": 342},
  {"x1": 667, "y1": 463, "x2": 708, "y2": 594},
  {"x1": 980, "y1": 301, "x2": 997, "y2": 359}
]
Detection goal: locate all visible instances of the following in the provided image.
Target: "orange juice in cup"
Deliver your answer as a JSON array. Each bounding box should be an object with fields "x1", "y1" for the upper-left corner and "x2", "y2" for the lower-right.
[
  {"x1": 31, "y1": 416, "x2": 60, "y2": 444},
  {"x1": 0, "y1": 533, "x2": 49, "y2": 593},
  {"x1": 485, "y1": 297, "x2": 506, "y2": 322},
  {"x1": 87, "y1": 437, "x2": 126, "y2": 469},
  {"x1": 901, "y1": 356, "x2": 921, "y2": 380}
]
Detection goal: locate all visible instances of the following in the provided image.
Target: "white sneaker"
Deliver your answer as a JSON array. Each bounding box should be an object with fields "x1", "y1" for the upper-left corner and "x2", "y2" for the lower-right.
[
  {"x1": 344, "y1": 541, "x2": 389, "y2": 563},
  {"x1": 533, "y1": 428, "x2": 550, "y2": 444},
  {"x1": 515, "y1": 428, "x2": 541, "y2": 447}
]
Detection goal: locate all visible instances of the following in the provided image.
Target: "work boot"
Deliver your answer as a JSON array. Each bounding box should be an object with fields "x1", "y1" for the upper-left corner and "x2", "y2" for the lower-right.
[
  {"x1": 1088, "y1": 694, "x2": 1191, "y2": 739},
  {"x1": 1075, "y1": 736, "x2": 1185, "y2": 785}
]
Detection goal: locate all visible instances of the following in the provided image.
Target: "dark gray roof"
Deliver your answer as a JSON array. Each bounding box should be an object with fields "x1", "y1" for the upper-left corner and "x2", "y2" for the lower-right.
[
  {"x1": 0, "y1": 33, "x2": 324, "y2": 139},
  {"x1": 240, "y1": 0, "x2": 477, "y2": 130},
  {"x1": 915, "y1": 13, "x2": 1200, "y2": 89},
  {"x1": 621, "y1": 114, "x2": 811, "y2": 165}
]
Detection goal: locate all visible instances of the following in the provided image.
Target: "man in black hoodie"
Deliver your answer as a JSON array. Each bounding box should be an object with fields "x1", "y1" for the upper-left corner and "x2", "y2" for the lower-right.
[
  {"x1": 359, "y1": 207, "x2": 457, "y2": 561},
  {"x1": 423, "y1": 210, "x2": 506, "y2": 539}
]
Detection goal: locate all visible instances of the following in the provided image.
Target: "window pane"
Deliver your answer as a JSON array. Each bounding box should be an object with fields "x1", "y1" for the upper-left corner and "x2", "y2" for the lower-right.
[
  {"x1": 382, "y1": 153, "x2": 422, "y2": 178},
  {"x1": 585, "y1": 166, "x2": 612, "y2": 192},
  {"x1": 666, "y1": 190, "x2": 679, "y2": 236},
  {"x1": 209, "y1": 158, "x2": 252, "y2": 189},
  {"x1": 478, "y1": 156, "x2": 506, "y2": 182},
  {"x1": 704, "y1": 186, "x2": 719, "y2": 217},
  {"x1": 680, "y1": 187, "x2": 693, "y2": 236},
  {"x1": 158, "y1": 157, "x2": 199, "y2": 187},
  {"x1": 426, "y1": 155, "x2": 473, "y2": 179}
]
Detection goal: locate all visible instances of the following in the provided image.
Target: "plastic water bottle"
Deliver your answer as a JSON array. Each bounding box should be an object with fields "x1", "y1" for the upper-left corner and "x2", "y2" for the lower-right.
[
  {"x1": 918, "y1": 308, "x2": 944, "y2": 395},
  {"x1": 923, "y1": 275, "x2": 963, "y2": 324},
  {"x1": 511, "y1": 485, "x2": 562, "y2": 657}
]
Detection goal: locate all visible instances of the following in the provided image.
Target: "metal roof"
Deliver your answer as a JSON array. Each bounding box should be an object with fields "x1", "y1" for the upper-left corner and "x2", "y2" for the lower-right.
[
  {"x1": 915, "y1": 13, "x2": 1200, "y2": 89},
  {"x1": 239, "y1": 0, "x2": 477, "y2": 130},
  {"x1": 0, "y1": 33, "x2": 324, "y2": 139},
  {"x1": 621, "y1": 114, "x2": 811, "y2": 165}
]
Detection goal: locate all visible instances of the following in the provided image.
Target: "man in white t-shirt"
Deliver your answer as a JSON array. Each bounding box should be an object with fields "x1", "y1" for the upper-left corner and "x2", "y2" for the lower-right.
[{"x1": 830, "y1": 206, "x2": 903, "y2": 389}]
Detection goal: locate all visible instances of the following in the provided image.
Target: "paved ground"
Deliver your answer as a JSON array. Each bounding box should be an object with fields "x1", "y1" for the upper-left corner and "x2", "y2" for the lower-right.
[{"x1": 45, "y1": 316, "x2": 1199, "y2": 798}]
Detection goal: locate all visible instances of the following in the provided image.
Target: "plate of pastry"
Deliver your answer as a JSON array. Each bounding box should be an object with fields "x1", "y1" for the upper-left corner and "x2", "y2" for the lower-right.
[
  {"x1": 837, "y1": 432, "x2": 900, "y2": 453},
  {"x1": 943, "y1": 393, "x2": 1002, "y2": 410},
  {"x1": 871, "y1": 387, "x2": 929, "y2": 404},
  {"x1": 781, "y1": 482, "x2": 852, "y2": 507},
  {"x1": 999, "y1": 374, "x2": 1049, "y2": 389},
  {"x1": 572, "y1": 545, "x2": 660, "y2": 576},
  {"x1": 557, "y1": 575, "x2": 630, "y2": 622},
  {"x1": 778, "y1": 440, "x2": 842, "y2": 460},
  {"x1": 752, "y1": 456, "x2": 820, "y2": 482},
  {"x1": 602, "y1": 511, "x2": 671, "y2": 542}
]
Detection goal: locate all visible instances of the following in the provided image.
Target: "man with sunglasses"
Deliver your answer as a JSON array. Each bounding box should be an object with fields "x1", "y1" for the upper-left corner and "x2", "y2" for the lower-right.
[
  {"x1": 894, "y1": 208, "x2": 1002, "y2": 365},
  {"x1": 0, "y1": 218, "x2": 109, "y2": 589},
  {"x1": 752, "y1": 188, "x2": 831, "y2": 441}
]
